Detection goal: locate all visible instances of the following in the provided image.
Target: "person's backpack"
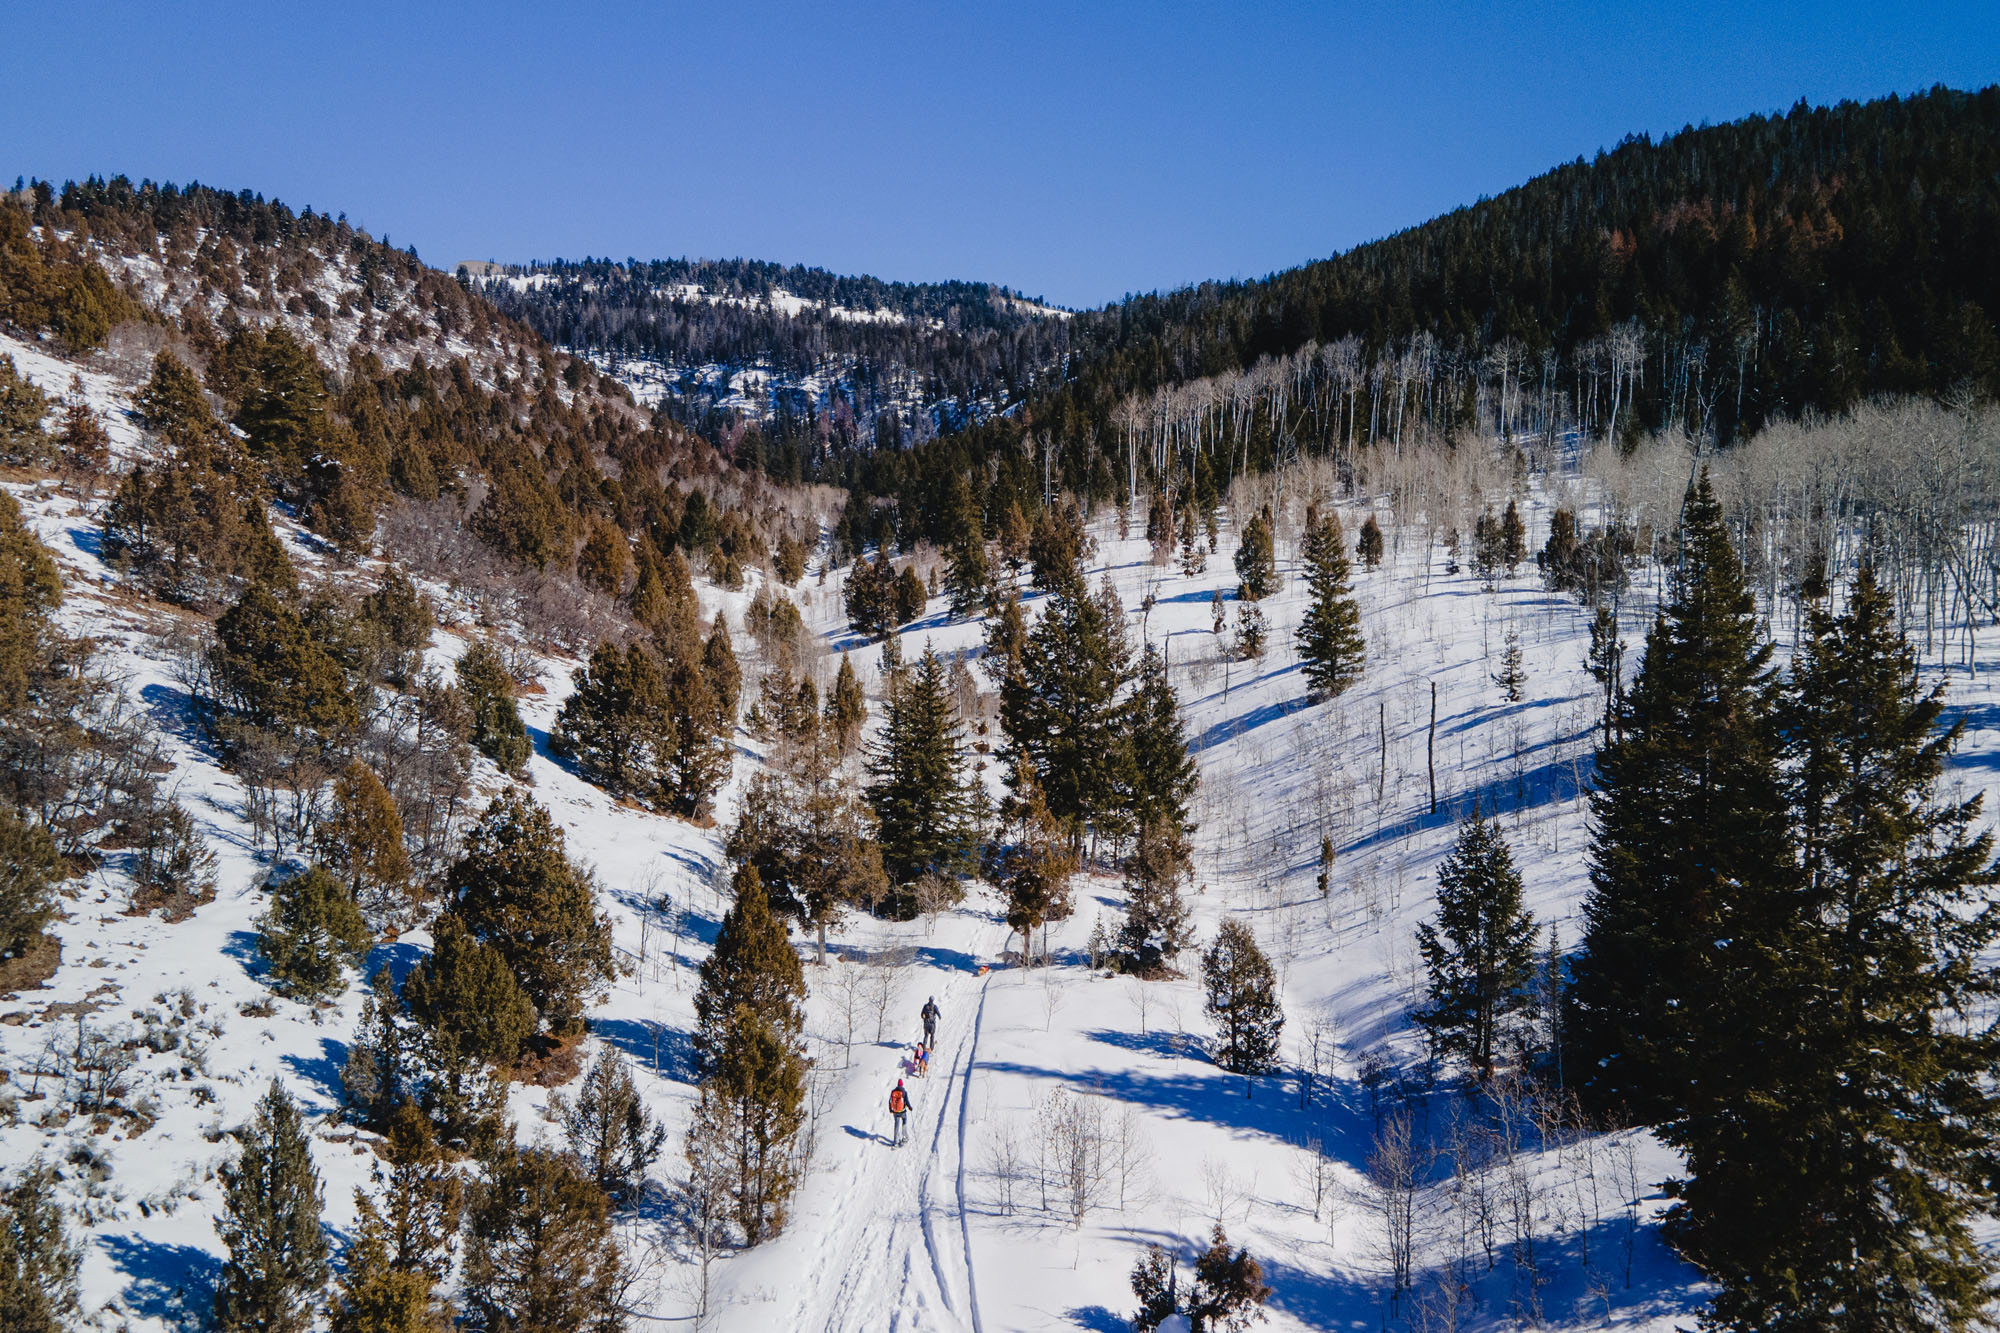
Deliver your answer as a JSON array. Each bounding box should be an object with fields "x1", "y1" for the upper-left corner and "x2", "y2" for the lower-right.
[{"x1": 889, "y1": 1087, "x2": 908, "y2": 1114}]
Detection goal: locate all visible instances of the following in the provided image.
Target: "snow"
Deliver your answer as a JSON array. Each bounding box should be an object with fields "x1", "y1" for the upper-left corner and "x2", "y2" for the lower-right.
[{"x1": 2, "y1": 322, "x2": 1995, "y2": 1330}]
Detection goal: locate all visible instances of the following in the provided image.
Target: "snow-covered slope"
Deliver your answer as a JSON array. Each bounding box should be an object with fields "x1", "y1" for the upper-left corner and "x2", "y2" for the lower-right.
[{"x1": 5, "y1": 323, "x2": 1998, "y2": 1332}]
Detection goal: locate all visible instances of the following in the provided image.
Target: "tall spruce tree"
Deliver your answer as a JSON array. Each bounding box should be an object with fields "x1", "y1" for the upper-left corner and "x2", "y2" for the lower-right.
[
  {"x1": 1413, "y1": 812, "x2": 1538, "y2": 1080},
  {"x1": 460, "y1": 1142, "x2": 624, "y2": 1333},
  {"x1": 1296, "y1": 506, "x2": 1365, "y2": 699},
  {"x1": 1202, "y1": 920, "x2": 1283, "y2": 1080},
  {"x1": 825, "y1": 652, "x2": 867, "y2": 753},
  {"x1": 999, "y1": 576, "x2": 1134, "y2": 843},
  {"x1": 866, "y1": 647, "x2": 978, "y2": 885},
  {"x1": 442, "y1": 793, "x2": 612, "y2": 1038},
  {"x1": 1233, "y1": 506, "x2": 1278, "y2": 600},
  {"x1": 1566, "y1": 471, "x2": 1792, "y2": 1124},
  {"x1": 0, "y1": 1165, "x2": 81, "y2": 1333},
  {"x1": 942, "y1": 475, "x2": 990, "y2": 617},
  {"x1": 455, "y1": 641, "x2": 530, "y2": 776},
  {"x1": 1675, "y1": 566, "x2": 2000, "y2": 1331},
  {"x1": 1124, "y1": 642, "x2": 1200, "y2": 836},
  {"x1": 1001, "y1": 758, "x2": 1076, "y2": 967},
  {"x1": 214, "y1": 1081, "x2": 330, "y2": 1333},
  {"x1": 689, "y1": 864, "x2": 809, "y2": 1243}
]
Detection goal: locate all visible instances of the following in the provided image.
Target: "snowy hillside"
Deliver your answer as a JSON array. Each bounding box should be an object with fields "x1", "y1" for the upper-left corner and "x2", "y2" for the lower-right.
[{"x1": 5, "y1": 321, "x2": 2000, "y2": 1333}]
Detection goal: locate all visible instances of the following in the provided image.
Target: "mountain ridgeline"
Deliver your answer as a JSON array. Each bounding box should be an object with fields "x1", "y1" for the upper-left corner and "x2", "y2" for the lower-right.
[{"x1": 470, "y1": 256, "x2": 1073, "y2": 478}]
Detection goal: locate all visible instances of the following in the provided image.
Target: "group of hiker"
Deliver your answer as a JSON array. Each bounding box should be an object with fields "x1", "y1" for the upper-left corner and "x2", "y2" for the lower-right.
[{"x1": 888, "y1": 995, "x2": 941, "y2": 1147}]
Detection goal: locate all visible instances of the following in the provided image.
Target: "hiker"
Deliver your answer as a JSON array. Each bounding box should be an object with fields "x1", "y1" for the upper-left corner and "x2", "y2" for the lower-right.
[
  {"x1": 912, "y1": 1041, "x2": 929, "y2": 1078},
  {"x1": 889, "y1": 1079, "x2": 911, "y2": 1145},
  {"x1": 921, "y1": 996, "x2": 940, "y2": 1046}
]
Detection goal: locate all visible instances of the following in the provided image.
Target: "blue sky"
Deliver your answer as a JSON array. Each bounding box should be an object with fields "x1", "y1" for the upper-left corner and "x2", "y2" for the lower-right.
[{"x1": 4, "y1": 1, "x2": 1995, "y2": 308}]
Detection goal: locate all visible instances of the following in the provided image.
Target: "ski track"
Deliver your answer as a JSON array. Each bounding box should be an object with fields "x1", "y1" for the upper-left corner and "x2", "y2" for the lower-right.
[
  {"x1": 954, "y1": 975, "x2": 991, "y2": 1333},
  {"x1": 793, "y1": 971, "x2": 981, "y2": 1332}
]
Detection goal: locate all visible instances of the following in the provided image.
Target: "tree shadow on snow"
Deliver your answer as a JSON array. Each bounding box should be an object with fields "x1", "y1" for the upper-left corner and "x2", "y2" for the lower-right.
[
  {"x1": 280, "y1": 1035, "x2": 349, "y2": 1102},
  {"x1": 1187, "y1": 690, "x2": 1312, "y2": 754},
  {"x1": 95, "y1": 1233, "x2": 220, "y2": 1328},
  {"x1": 591, "y1": 1015, "x2": 696, "y2": 1085},
  {"x1": 1064, "y1": 1305, "x2": 1128, "y2": 1331}
]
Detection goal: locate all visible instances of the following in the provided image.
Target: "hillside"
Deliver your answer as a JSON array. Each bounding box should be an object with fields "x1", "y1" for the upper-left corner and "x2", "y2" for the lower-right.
[{"x1": 473, "y1": 257, "x2": 1073, "y2": 477}]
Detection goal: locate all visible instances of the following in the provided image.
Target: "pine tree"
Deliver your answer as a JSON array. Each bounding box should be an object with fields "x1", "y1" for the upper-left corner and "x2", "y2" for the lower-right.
[
  {"x1": 400, "y1": 915, "x2": 538, "y2": 1068},
  {"x1": 1584, "y1": 607, "x2": 1624, "y2": 748},
  {"x1": 1117, "y1": 819, "x2": 1194, "y2": 976},
  {"x1": 556, "y1": 1048, "x2": 666, "y2": 1208},
  {"x1": 844, "y1": 552, "x2": 897, "y2": 640},
  {"x1": 551, "y1": 641, "x2": 668, "y2": 803},
  {"x1": 701, "y1": 619, "x2": 741, "y2": 724},
  {"x1": 689, "y1": 864, "x2": 809, "y2": 1243},
  {"x1": 0, "y1": 809, "x2": 60, "y2": 969},
  {"x1": 1233, "y1": 603, "x2": 1266, "y2": 660},
  {"x1": 212, "y1": 584, "x2": 358, "y2": 743},
  {"x1": 1414, "y1": 812, "x2": 1538, "y2": 1080},
  {"x1": 1566, "y1": 471, "x2": 1792, "y2": 1124},
  {"x1": 943, "y1": 476, "x2": 990, "y2": 617},
  {"x1": 236, "y1": 327, "x2": 330, "y2": 477},
  {"x1": 1296, "y1": 506, "x2": 1365, "y2": 699},
  {"x1": 316, "y1": 763, "x2": 413, "y2": 924},
  {"x1": 1001, "y1": 758, "x2": 1076, "y2": 967},
  {"x1": 460, "y1": 1142, "x2": 624, "y2": 1333},
  {"x1": 259, "y1": 867, "x2": 372, "y2": 1001},
  {"x1": 1677, "y1": 566, "x2": 2000, "y2": 1331},
  {"x1": 214, "y1": 1080, "x2": 330, "y2": 1333},
  {"x1": 1125, "y1": 642, "x2": 1200, "y2": 834},
  {"x1": 1233, "y1": 506, "x2": 1277, "y2": 600},
  {"x1": 1130, "y1": 1244, "x2": 1179, "y2": 1331},
  {"x1": 331, "y1": 1115, "x2": 459, "y2": 1333},
  {"x1": 1188, "y1": 1222, "x2": 1272, "y2": 1332},
  {"x1": 892, "y1": 565, "x2": 928, "y2": 625},
  {"x1": 443, "y1": 793, "x2": 612, "y2": 1038},
  {"x1": 659, "y1": 651, "x2": 732, "y2": 820},
  {"x1": 1202, "y1": 920, "x2": 1283, "y2": 1078},
  {"x1": 1146, "y1": 489, "x2": 1175, "y2": 565},
  {"x1": 456, "y1": 642, "x2": 530, "y2": 775},
  {"x1": 999, "y1": 576, "x2": 1134, "y2": 840},
  {"x1": 1178, "y1": 500, "x2": 1208, "y2": 577},
  {"x1": 0, "y1": 1164, "x2": 81, "y2": 1333},
  {"x1": 1028, "y1": 498, "x2": 1086, "y2": 590},
  {"x1": 867, "y1": 647, "x2": 977, "y2": 884},
  {"x1": 1357, "y1": 513, "x2": 1384, "y2": 568},
  {"x1": 1498, "y1": 499, "x2": 1526, "y2": 573},
  {"x1": 1493, "y1": 628, "x2": 1525, "y2": 703},
  {"x1": 996, "y1": 498, "x2": 1030, "y2": 578},
  {"x1": 825, "y1": 652, "x2": 866, "y2": 753},
  {"x1": 358, "y1": 570, "x2": 433, "y2": 689}
]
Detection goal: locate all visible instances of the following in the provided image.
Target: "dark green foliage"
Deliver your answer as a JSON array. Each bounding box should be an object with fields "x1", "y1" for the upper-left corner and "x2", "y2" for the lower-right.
[
  {"x1": 0, "y1": 809, "x2": 61, "y2": 967},
  {"x1": 556, "y1": 1048, "x2": 666, "y2": 1208},
  {"x1": 825, "y1": 652, "x2": 866, "y2": 752},
  {"x1": 1296, "y1": 507, "x2": 1365, "y2": 699},
  {"x1": 455, "y1": 642, "x2": 530, "y2": 775},
  {"x1": 942, "y1": 476, "x2": 990, "y2": 617},
  {"x1": 893, "y1": 565, "x2": 927, "y2": 625},
  {"x1": 1124, "y1": 642, "x2": 1199, "y2": 834},
  {"x1": 1673, "y1": 567, "x2": 2000, "y2": 1331},
  {"x1": 0, "y1": 356, "x2": 50, "y2": 465},
  {"x1": 1233, "y1": 506, "x2": 1277, "y2": 600},
  {"x1": 358, "y1": 570, "x2": 433, "y2": 689},
  {"x1": 1414, "y1": 812, "x2": 1538, "y2": 1080},
  {"x1": 214, "y1": 1081, "x2": 330, "y2": 1333},
  {"x1": 1118, "y1": 820, "x2": 1194, "y2": 975},
  {"x1": 1567, "y1": 472, "x2": 1791, "y2": 1123},
  {"x1": 460, "y1": 1142, "x2": 625, "y2": 1333},
  {"x1": 0, "y1": 200, "x2": 133, "y2": 353},
  {"x1": 1202, "y1": 920, "x2": 1283, "y2": 1077},
  {"x1": 999, "y1": 577, "x2": 1133, "y2": 840},
  {"x1": 212, "y1": 585, "x2": 358, "y2": 742},
  {"x1": 702, "y1": 619, "x2": 740, "y2": 724},
  {"x1": 688, "y1": 864, "x2": 809, "y2": 1244},
  {"x1": 235, "y1": 327, "x2": 330, "y2": 475},
  {"x1": 1000, "y1": 760, "x2": 1077, "y2": 966},
  {"x1": 1538, "y1": 508, "x2": 1634, "y2": 606},
  {"x1": 552, "y1": 639, "x2": 731, "y2": 818},
  {"x1": 772, "y1": 531, "x2": 809, "y2": 584},
  {"x1": 1130, "y1": 1245, "x2": 1179, "y2": 1331},
  {"x1": 442, "y1": 792, "x2": 612, "y2": 1037},
  {"x1": 1498, "y1": 500, "x2": 1526, "y2": 573},
  {"x1": 1028, "y1": 498, "x2": 1088, "y2": 591},
  {"x1": 866, "y1": 648, "x2": 977, "y2": 884},
  {"x1": 0, "y1": 1165, "x2": 81, "y2": 1333},
  {"x1": 400, "y1": 916, "x2": 538, "y2": 1068},
  {"x1": 259, "y1": 866, "x2": 373, "y2": 1001},
  {"x1": 843, "y1": 552, "x2": 900, "y2": 640},
  {"x1": 1584, "y1": 606, "x2": 1625, "y2": 748},
  {"x1": 136, "y1": 351, "x2": 220, "y2": 448}
]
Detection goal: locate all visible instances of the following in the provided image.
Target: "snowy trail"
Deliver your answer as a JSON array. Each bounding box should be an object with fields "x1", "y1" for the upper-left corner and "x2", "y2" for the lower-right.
[{"x1": 783, "y1": 969, "x2": 988, "y2": 1333}]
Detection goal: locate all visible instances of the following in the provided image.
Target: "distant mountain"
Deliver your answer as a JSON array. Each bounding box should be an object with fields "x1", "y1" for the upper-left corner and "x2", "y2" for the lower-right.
[{"x1": 467, "y1": 256, "x2": 1073, "y2": 479}]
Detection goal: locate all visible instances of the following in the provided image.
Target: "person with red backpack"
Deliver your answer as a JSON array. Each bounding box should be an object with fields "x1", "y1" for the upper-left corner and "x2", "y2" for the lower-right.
[{"x1": 888, "y1": 1079, "x2": 911, "y2": 1146}]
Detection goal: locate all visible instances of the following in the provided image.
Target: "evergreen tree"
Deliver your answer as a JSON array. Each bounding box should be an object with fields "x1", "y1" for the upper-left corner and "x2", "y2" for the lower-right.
[
  {"x1": 442, "y1": 792, "x2": 612, "y2": 1037},
  {"x1": 259, "y1": 867, "x2": 372, "y2": 1001},
  {"x1": 1117, "y1": 819, "x2": 1194, "y2": 976},
  {"x1": 1001, "y1": 758, "x2": 1075, "y2": 967},
  {"x1": 702, "y1": 619, "x2": 741, "y2": 724},
  {"x1": 688, "y1": 864, "x2": 809, "y2": 1243},
  {"x1": 867, "y1": 647, "x2": 977, "y2": 884},
  {"x1": 214, "y1": 1081, "x2": 330, "y2": 1333},
  {"x1": 1296, "y1": 506, "x2": 1365, "y2": 699},
  {"x1": 1498, "y1": 499, "x2": 1526, "y2": 573},
  {"x1": 551, "y1": 641, "x2": 668, "y2": 803},
  {"x1": 1566, "y1": 471, "x2": 1792, "y2": 1124},
  {"x1": 331, "y1": 1114, "x2": 460, "y2": 1333},
  {"x1": 400, "y1": 915, "x2": 538, "y2": 1068},
  {"x1": 1202, "y1": 920, "x2": 1283, "y2": 1078},
  {"x1": 358, "y1": 570, "x2": 433, "y2": 689},
  {"x1": 236, "y1": 327, "x2": 330, "y2": 476},
  {"x1": 1493, "y1": 628, "x2": 1525, "y2": 703},
  {"x1": 999, "y1": 577, "x2": 1133, "y2": 840},
  {"x1": 943, "y1": 476, "x2": 990, "y2": 617},
  {"x1": 556, "y1": 1048, "x2": 667, "y2": 1209},
  {"x1": 135, "y1": 350, "x2": 219, "y2": 448},
  {"x1": 659, "y1": 650, "x2": 732, "y2": 820},
  {"x1": 0, "y1": 809, "x2": 61, "y2": 969},
  {"x1": 212, "y1": 584, "x2": 358, "y2": 743},
  {"x1": 315, "y1": 763, "x2": 413, "y2": 924},
  {"x1": 1178, "y1": 500, "x2": 1207, "y2": 577},
  {"x1": 995, "y1": 497, "x2": 1030, "y2": 578},
  {"x1": 1357, "y1": 513, "x2": 1384, "y2": 568},
  {"x1": 825, "y1": 652, "x2": 866, "y2": 753},
  {"x1": 1130, "y1": 1244, "x2": 1179, "y2": 1332},
  {"x1": 844, "y1": 551, "x2": 897, "y2": 640},
  {"x1": 460, "y1": 1142, "x2": 624, "y2": 1333},
  {"x1": 1677, "y1": 566, "x2": 2000, "y2": 1331},
  {"x1": 456, "y1": 642, "x2": 530, "y2": 775},
  {"x1": 1028, "y1": 498, "x2": 1086, "y2": 590},
  {"x1": 0, "y1": 1165, "x2": 80, "y2": 1333},
  {"x1": 1233, "y1": 505, "x2": 1278, "y2": 600},
  {"x1": 1233, "y1": 603, "x2": 1266, "y2": 660},
  {"x1": 1414, "y1": 812, "x2": 1538, "y2": 1080},
  {"x1": 892, "y1": 565, "x2": 928, "y2": 625},
  {"x1": 0, "y1": 357, "x2": 49, "y2": 465},
  {"x1": 1146, "y1": 489, "x2": 1175, "y2": 565},
  {"x1": 1584, "y1": 607, "x2": 1624, "y2": 748},
  {"x1": 1124, "y1": 642, "x2": 1199, "y2": 833},
  {"x1": 1188, "y1": 1223, "x2": 1272, "y2": 1332},
  {"x1": 328, "y1": 1200, "x2": 445, "y2": 1333}
]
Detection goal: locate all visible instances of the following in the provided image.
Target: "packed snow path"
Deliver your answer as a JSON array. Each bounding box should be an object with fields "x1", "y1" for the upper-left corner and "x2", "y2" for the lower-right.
[{"x1": 784, "y1": 970, "x2": 990, "y2": 1332}]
